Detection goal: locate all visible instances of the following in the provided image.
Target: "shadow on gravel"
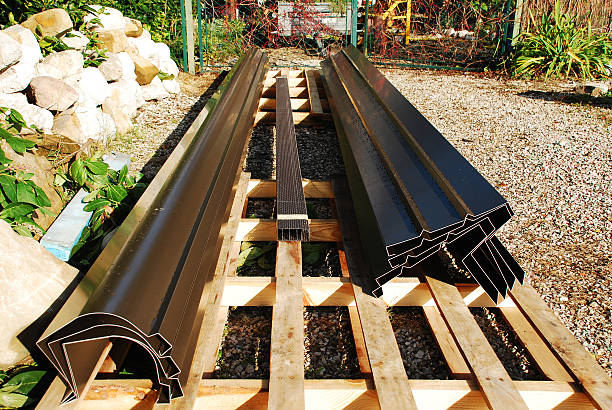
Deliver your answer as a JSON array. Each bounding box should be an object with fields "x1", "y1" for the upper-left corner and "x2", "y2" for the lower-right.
[
  {"x1": 518, "y1": 90, "x2": 612, "y2": 109},
  {"x1": 140, "y1": 70, "x2": 228, "y2": 180}
]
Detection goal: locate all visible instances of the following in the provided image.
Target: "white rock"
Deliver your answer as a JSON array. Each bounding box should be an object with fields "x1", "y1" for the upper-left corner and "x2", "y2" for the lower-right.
[
  {"x1": 159, "y1": 58, "x2": 179, "y2": 78},
  {"x1": 457, "y1": 30, "x2": 473, "y2": 39},
  {"x1": 0, "y1": 60, "x2": 36, "y2": 93},
  {"x1": 74, "y1": 67, "x2": 110, "y2": 107},
  {"x1": 444, "y1": 28, "x2": 456, "y2": 37},
  {"x1": 28, "y1": 76, "x2": 79, "y2": 112},
  {"x1": 0, "y1": 219, "x2": 79, "y2": 366},
  {"x1": 56, "y1": 106, "x2": 116, "y2": 143},
  {"x1": 35, "y1": 61, "x2": 63, "y2": 79},
  {"x1": 107, "y1": 79, "x2": 144, "y2": 118},
  {"x1": 84, "y1": 5, "x2": 126, "y2": 32},
  {"x1": 154, "y1": 42, "x2": 171, "y2": 63},
  {"x1": 0, "y1": 32, "x2": 22, "y2": 71},
  {"x1": 42, "y1": 50, "x2": 83, "y2": 79},
  {"x1": 127, "y1": 34, "x2": 157, "y2": 63},
  {"x1": 98, "y1": 53, "x2": 123, "y2": 82},
  {"x1": 139, "y1": 29, "x2": 152, "y2": 42},
  {"x1": 141, "y1": 75, "x2": 169, "y2": 100},
  {"x1": 162, "y1": 79, "x2": 180, "y2": 94},
  {"x1": 2, "y1": 25, "x2": 42, "y2": 66},
  {"x1": 0, "y1": 92, "x2": 53, "y2": 133},
  {"x1": 60, "y1": 30, "x2": 90, "y2": 51},
  {"x1": 116, "y1": 51, "x2": 136, "y2": 80}
]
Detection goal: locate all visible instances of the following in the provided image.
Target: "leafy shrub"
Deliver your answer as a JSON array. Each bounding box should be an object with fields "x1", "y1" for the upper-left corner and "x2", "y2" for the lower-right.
[
  {"x1": 510, "y1": 1, "x2": 612, "y2": 79},
  {"x1": 203, "y1": 19, "x2": 246, "y2": 63},
  {"x1": 0, "y1": 107, "x2": 53, "y2": 237},
  {"x1": 0, "y1": 368, "x2": 47, "y2": 408}
]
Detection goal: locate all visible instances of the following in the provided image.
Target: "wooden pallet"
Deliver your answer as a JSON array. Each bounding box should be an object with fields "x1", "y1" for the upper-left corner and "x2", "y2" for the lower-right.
[{"x1": 40, "y1": 69, "x2": 612, "y2": 409}]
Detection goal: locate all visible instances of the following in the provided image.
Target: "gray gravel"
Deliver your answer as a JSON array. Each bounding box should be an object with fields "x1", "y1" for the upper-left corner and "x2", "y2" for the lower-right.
[
  {"x1": 471, "y1": 307, "x2": 544, "y2": 380},
  {"x1": 389, "y1": 307, "x2": 452, "y2": 379},
  {"x1": 384, "y1": 69, "x2": 612, "y2": 376},
  {"x1": 304, "y1": 307, "x2": 361, "y2": 378}
]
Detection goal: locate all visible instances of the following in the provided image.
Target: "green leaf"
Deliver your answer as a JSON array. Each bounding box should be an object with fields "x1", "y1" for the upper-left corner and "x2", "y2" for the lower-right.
[
  {"x1": 0, "y1": 176, "x2": 17, "y2": 202},
  {"x1": 33, "y1": 185, "x2": 51, "y2": 207},
  {"x1": 2, "y1": 370, "x2": 46, "y2": 395},
  {"x1": 83, "y1": 190, "x2": 99, "y2": 202},
  {"x1": 16, "y1": 183, "x2": 37, "y2": 206},
  {"x1": 84, "y1": 159, "x2": 109, "y2": 175},
  {"x1": 257, "y1": 255, "x2": 272, "y2": 269},
  {"x1": 37, "y1": 207, "x2": 56, "y2": 217},
  {"x1": 0, "y1": 147, "x2": 11, "y2": 165},
  {"x1": 0, "y1": 391, "x2": 30, "y2": 408},
  {"x1": 237, "y1": 246, "x2": 265, "y2": 269},
  {"x1": 70, "y1": 159, "x2": 86, "y2": 186},
  {"x1": 105, "y1": 184, "x2": 127, "y2": 203},
  {"x1": 12, "y1": 225, "x2": 32, "y2": 237},
  {"x1": 83, "y1": 198, "x2": 110, "y2": 212},
  {"x1": 117, "y1": 165, "x2": 128, "y2": 185},
  {"x1": 0, "y1": 202, "x2": 35, "y2": 218}
]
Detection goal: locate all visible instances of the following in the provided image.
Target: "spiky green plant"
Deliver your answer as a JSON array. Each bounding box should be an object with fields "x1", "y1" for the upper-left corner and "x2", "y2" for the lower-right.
[{"x1": 511, "y1": 1, "x2": 612, "y2": 79}]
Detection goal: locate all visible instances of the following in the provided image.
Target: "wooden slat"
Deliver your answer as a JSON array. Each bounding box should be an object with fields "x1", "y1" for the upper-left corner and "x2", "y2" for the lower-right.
[
  {"x1": 258, "y1": 98, "x2": 329, "y2": 112},
  {"x1": 511, "y1": 284, "x2": 612, "y2": 409},
  {"x1": 225, "y1": 241, "x2": 241, "y2": 277},
  {"x1": 81, "y1": 378, "x2": 594, "y2": 410},
  {"x1": 173, "y1": 172, "x2": 252, "y2": 410},
  {"x1": 264, "y1": 77, "x2": 306, "y2": 87},
  {"x1": 201, "y1": 306, "x2": 230, "y2": 378},
  {"x1": 246, "y1": 179, "x2": 334, "y2": 199},
  {"x1": 268, "y1": 241, "x2": 305, "y2": 410},
  {"x1": 426, "y1": 276, "x2": 529, "y2": 409},
  {"x1": 305, "y1": 70, "x2": 323, "y2": 114},
  {"x1": 220, "y1": 276, "x2": 517, "y2": 308},
  {"x1": 500, "y1": 307, "x2": 574, "y2": 382},
  {"x1": 266, "y1": 70, "x2": 305, "y2": 78},
  {"x1": 236, "y1": 219, "x2": 341, "y2": 242},
  {"x1": 255, "y1": 111, "x2": 332, "y2": 125},
  {"x1": 332, "y1": 179, "x2": 417, "y2": 409},
  {"x1": 262, "y1": 86, "x2": 308, "y2": 98},
  {"x1": 422, "y1": 306, "x2": 472, "y2": 379}
]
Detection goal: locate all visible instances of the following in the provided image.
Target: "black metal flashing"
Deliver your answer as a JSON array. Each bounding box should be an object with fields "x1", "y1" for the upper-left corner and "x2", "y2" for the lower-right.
[
  {"x1": 276, "y1": 76, "x2": 309, "y2": 241},
  {"x1": 37, "y1": 49, "x2": 268, "y2": 403},
  {"x1": 321, "y1": 45, "x2": 524, "y2": 301}
]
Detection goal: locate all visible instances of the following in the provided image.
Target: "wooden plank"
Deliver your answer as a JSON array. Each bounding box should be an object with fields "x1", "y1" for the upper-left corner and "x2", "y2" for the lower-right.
[
  {"x1": 332, "y1": 179, "x2": 417, "y2": 409},
  {"x1": 80, "y1": 378, "x2": 593, "y2": 410},
  {"x1": 268, "y1": 241, "x2": 305, "y2": 410},
  {"x1": 255, "y1": 111, "x2": 332, "y2": 125},
  {"x1": 246, "y1": 179, "x2": 334, "y2": 199},
  {"x1": 511, "y1": 284, "x2": 612, "y2": 409},
  {"x1": 262, "y1": 87, "x2": 308, "y2": 98},
  {"x1": 225, "y1": 241, "x2": 241, "y2": 277},
  {"x1": 236, "y1": 219, "x2": 341, "y2": 242},
  {"x1": 305, "y1": 70, "x2": 323, "y2": 114},
  {"x1": 422, "y1": 306, "x2": 472, "y2": 379},
  {"x1": 258, "y1": 98, "x2": 329, "y2": 112},
  {"x1": 426, "y1": 276, "x2": 529, "y2": 410},
  {"x1": 201, "y1": 306, "x2": 229, "y2": 378},
  {"x1": 264, "y1": 77, "x2": 306, "y2": 87},
  {"x1": 184, "y1": 0, "x2": 195, "y2": 74},
  {"x1": 266, "y1": 70, "x2": 305, "y2": 78},
  {"x1": 172, "y1": 172, "x2": 251, "y2": 410},
  {"x1": 220, "y1": 276, "x2": 516, "y2": 308},
  {"x1": 500, "y1": 307, "x2": 574, "y2": 382}
]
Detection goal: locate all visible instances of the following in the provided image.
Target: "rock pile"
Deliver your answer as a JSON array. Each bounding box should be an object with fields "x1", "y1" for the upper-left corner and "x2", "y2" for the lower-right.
[{"x1": 0, "y1": 6, "x2": 180, "y2": 144}]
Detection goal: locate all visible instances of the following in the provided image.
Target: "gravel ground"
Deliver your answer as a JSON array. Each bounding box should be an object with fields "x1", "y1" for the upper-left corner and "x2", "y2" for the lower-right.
[
  {"x1": 304, "y1": 307, "x2": 361, "y2": 378},
  {"x1": 383, "y1": 69, "x2": 612, "y2": 376},
  {"x1": 213, "y1": 307, "x2": 272, "y2": 378},
  {"x1": 302, "y1": 243, "x2": 341, "y2": 277},
  {"x1": 470, "y1": 307, "x2": 544, "y2": 380},
  {"x1": 245, "y1": 198, "x2": 275, "y2": 218},
  {"x1": 389, "y1": 307, "x2": 452, "y2": 379}
]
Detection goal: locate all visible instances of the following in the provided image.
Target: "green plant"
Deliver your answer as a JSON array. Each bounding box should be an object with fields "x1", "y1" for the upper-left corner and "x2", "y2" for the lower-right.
[
  {"x1": 510, "y1": 1, "x2": 612, "y2": 79},
  {"x1": 203, "y1": 19, "x2": 246, "y2": 63},
  {"x1": 57, "y1": 154, "x2": 146, "y2": 265},
  {"x1": 34, "y1": 27, "x2": 72, "y2": 57},
  {"x1": 236, "y1": 241, "x2": 275, "y2": 272},
  {"x1": 0, "y1": 107, "x2": 53, "y2": 237},
  {"x1": 81, "y1": 29, "x2": 108, "y2": 68},
  {"x1": 0, "y1": 369, "x2": 47, "y2": 408},
  {"x1": 157, "y1": 71, "x2": 175, "y2": 81}
]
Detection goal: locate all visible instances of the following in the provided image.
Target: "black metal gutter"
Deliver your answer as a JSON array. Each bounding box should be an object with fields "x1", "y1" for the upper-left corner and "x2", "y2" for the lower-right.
[
  {"x1": 37, "y1": 49, "x2": 268, "y2": 403},
  {"x1": 276, "y1": 76, "x2": 309, "y2": 241},
  {"x1": 321, "y1": 46, "x2": 524, "y2": 301}
]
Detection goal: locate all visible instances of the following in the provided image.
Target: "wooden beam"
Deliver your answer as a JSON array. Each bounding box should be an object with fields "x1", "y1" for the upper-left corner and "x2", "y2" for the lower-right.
[
  {"x1": 268, "y1": 241, "x2": 305, "y2": 409},
  {"x1": 255, "y1": 111, "x2": 332, "y2": 126},
  {"x1": 511, "y1": 284, "x2": 612, "y2": 409},
  {"x1": 80, "y1": 378, "x2": 593, "y2": 409},
  {"x1": 500, "y1": 307, "x2": 574, "y2": 382},
  {"x1": 305, "y1": 70, "x2": 323, "y2": 114},
  {"x1": 264, "y1": 77, "x2": 306, "y2": 87},
  {"x1": 184, "y1": 0, "x2": 195, "y2": 74},
  {"x1": 173, "y1": 172, "x2": 251, "y2": 410},
  {"x1": 258, "y1": 98, "x2": 329, "y2": 113},
  {"x1": 225, "y1": 241, "x2": 241, "y2": 277},
  {"x1": 426, "y1": 276, "x2": 529, "y2": 410},
  {"x1": 266, "y1": 70, "x2": 305, "y2": 78},
  {"x1": 262, "y1": 87, "x2": 308, "y2": 99},
  {"x1": 236, "y1": 219, "x2": 341, "y2": 242},
  {"x1": 246, "y1": 179, "x2": 334, "y2": 199},
  {"x1": 220, "y1": 276, "x2": 517, "y2": 308},
  {"x1": 422, "y1": 306, "x2": 472, "y2": 379}
]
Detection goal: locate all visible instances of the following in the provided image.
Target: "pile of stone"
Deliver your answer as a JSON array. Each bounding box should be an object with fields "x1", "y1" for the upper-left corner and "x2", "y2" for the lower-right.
[{"x1": 0, "y1": 6, "x2": 180, "y2": 144}]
